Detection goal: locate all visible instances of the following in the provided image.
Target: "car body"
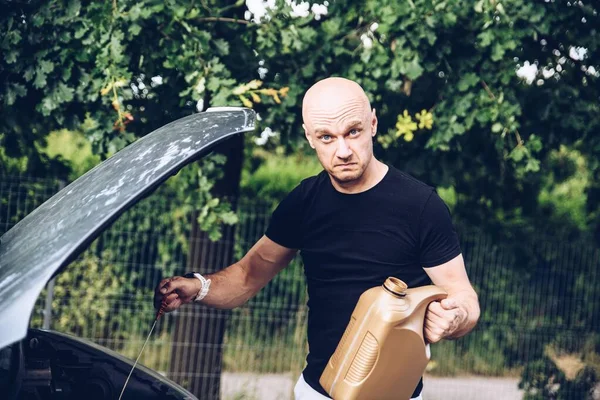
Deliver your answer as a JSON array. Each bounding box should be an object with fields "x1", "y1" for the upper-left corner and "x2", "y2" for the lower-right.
[{"x1": 0, "y1": 107, "x2": 256, "y2": 399}]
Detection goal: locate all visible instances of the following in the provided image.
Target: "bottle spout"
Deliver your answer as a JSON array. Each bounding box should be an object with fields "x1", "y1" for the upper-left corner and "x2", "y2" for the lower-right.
[{"x1": 383, "y1": 277, "x2": 408, "y2": 297}]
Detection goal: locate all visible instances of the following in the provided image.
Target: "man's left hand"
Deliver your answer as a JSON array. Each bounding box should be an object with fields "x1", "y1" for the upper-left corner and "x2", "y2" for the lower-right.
[{"x1": 424, "y1": 298, "x2": 468, "y2": 344}]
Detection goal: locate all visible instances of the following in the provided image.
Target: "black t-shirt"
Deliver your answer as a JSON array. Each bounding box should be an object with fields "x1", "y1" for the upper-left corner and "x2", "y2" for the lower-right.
[{"x1": 265, "y1": 166, "x2": 461, "y2": 398}]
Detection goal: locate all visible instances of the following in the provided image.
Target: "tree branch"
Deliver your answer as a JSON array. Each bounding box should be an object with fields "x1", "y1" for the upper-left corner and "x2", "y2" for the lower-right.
[
  {"x1": 196, "y1": 17, "x2": 250, "y2": 25},
  {"x1": 217, "y1": 0, "x2": 246, "y2": 14},
  {"x1": 480, "y1": 79, "x2": 496, "y2": 100},
  {"x1": 480, "y1": 79, "x2": 523, "y2": 145}
]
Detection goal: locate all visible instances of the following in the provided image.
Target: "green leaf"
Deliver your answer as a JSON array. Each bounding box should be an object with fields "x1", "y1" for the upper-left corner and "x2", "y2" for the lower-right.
[
  {"x1": 213, "y1": 39, "x2": 230, "y2": 56},
  {"x1": 23, "y1": 67, "x2": 35, "y2": 82},
  {"x1": 62, "y1": 65, "x2": 72, "y2": 81},
  {"x1": 525, "y1": 158, "x2": 540, "y2": 172},
  {"x1": 220, "y1": 211, "x2": 238, "y2": 225},
  {"x1": 129, "y1": 3, "x2": 142, "y2": 20},
  {"x1": 5, "y1": 83, "x2": 27, "y2": 105},
  {"x1": 509, "y1": 146, "x2": 527, "y2": 162},
  {"x1": 404, "y1": 57, "x2": 424, "y2": 80},
  {"x1": 40, "y1": 60, "x2": 55, "y2": 74},
  {"x1": 179, "y1": 20, "x2": 192, "y2": 33},
  {"x1": 322, "y1": 18, "x2": 342, "y2": 36},
  {"x1": 7, "y1": 30, "x2": 22, "y2": 45},
  {"x1": 4, "y1": 50, "x2": 18, "y2": 64},
  {"x1": 457, "y1": 73, "x2": 479, "y2": 92},
  {"x1": 477, "y1": 30, "x2": 494, "y2": 47},
  {"x1": 74, "y1": 24, "x2": 89, "y2": 39},
  {"x1": 109, "y1": 31, "x2": 125, "y2": 63},
  {"x1": 491, "y1": 43, "x2": 505, "y2": 62},
  {"x1": 442, "y1": 13, "x2": 457, "y2": 27},
  {"x1": 187, "y1": 8, "x2": 200, "y2": 19},
  {"x1": 527, "y1": 134, "x2": 543, "y2": 153},
  {"x1": 211, "y1": 154, "x2": 227, "y2": 165},
  {"x1": 65, "y1": 0, "x2": 81, "y2": 19},
  {"x1": 492, "y1": 123, "x2": 503, "y2": 133},
  {"x1": 208, "y1": 229, "x2": 222, "y2": 242},
  {"x1": 474, "y1": 0, "x2": 484, "y2": 12},
  {"x1": 141, "y1": 3, "x2": 164, "y2": 18},
  {"x1": 33, "y1": 69, "x2": 47, "y2": 89},
  {"x1": 41, "y1": 96, "x2": 58, "y2": 116},
  {"x1": 129, "y1": 24, "x2": 142, "y2": 36},
  {"x1": 55, "y1": 82, "x2": 75, "y2": 103},
  {"x1": 174, "y1": 5, "x2": 187, "y2": 18},
  {"x1": 451, "y1": 123, "x2": 466, "y2": 135}
]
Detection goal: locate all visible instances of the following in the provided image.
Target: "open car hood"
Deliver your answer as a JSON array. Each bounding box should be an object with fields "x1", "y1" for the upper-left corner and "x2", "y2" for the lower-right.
[{"x1": 0, "y1": 108, "x2": 255, "y2": 350}]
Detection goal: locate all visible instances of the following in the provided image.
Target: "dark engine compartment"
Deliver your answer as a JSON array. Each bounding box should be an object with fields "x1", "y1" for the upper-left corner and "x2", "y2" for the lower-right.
[{"x1": 0, "y1": 329, "x2": 195, "y2": 400}]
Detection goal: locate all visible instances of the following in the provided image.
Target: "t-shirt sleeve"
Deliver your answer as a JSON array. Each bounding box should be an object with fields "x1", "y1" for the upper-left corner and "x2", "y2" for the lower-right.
[
  {"x1": 264, "y1": 185, "x2": 304, "y2": 249},
  {"x1": 419, "y1": 190, "x2": 461, "y2": 268}
]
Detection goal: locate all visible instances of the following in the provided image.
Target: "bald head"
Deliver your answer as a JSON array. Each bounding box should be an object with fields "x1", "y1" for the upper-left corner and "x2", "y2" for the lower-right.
[
  {"x1": 302, "y1": 77, "x2": 372, "y2": 130},
  {"x1": 300, "y1": 77, "x2": 380, "y2": 190}
]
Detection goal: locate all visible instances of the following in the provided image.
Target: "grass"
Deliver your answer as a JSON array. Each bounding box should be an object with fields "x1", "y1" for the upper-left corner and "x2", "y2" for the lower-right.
[
  {"x1": 118, "y1": 330, "x2": 173, "y2": 373},
  {"x1": 428, "y1": 340, "x2": 522, "y2": 377}
]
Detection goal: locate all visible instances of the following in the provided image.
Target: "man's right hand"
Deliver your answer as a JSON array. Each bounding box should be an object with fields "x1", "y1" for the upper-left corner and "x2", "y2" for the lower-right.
[{"x1": 154, "y1": 276, "x2": 202, "y2": 313}]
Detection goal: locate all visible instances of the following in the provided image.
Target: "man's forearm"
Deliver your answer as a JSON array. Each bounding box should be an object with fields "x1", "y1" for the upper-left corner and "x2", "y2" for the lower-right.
[
  {"x1": 197, "y1": 262, "x2": 263, "y2": 309},
  {"x1": 185, "y1": 235, "x2": 295, "y2": 310}
]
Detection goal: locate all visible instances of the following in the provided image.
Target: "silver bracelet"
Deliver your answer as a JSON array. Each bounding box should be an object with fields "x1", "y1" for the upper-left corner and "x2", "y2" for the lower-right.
[{"x1": 189, "y1": 273, "x2": 211, "y2": 302}]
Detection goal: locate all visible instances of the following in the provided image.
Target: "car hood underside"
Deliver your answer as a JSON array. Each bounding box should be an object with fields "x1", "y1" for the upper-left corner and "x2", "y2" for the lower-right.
[{"x1": 0, "y1": 108, "x2": 255, "y2": 351}]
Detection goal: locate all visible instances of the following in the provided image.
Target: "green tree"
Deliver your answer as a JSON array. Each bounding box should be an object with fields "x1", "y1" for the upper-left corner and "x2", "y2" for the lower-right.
[
  {"x1": 243, "y1": 0, "x2": 599, "y2": 242},
  {"x1": 3, "y1": 0, "x2": 598, "y2": 239},
  {"x1": 0, "y1": 0, "x2": 283, "y2": 172}
]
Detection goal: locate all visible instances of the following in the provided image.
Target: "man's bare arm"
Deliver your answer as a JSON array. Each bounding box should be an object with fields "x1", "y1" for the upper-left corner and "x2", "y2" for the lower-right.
[
  {"x1": 423, "y1": 254, "x2": 480, "y2": 342},
  {"x1": 155, "y1": 235, "x2": 297, "y2": 312}
]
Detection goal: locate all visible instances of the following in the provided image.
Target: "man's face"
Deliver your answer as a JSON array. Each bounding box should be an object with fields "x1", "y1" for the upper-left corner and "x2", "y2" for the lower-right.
[{"x1": 304, "y1": 102, "x2": 377, "y2": 185}]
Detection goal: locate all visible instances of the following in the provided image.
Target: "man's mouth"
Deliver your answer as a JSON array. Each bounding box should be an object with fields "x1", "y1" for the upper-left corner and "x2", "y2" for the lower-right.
[{"x1": 336, "y1": 162, "x2": 356, "y2": 167}]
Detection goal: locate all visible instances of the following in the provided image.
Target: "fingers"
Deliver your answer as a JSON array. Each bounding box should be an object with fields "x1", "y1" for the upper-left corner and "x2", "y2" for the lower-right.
[
  {"x1": 424, "y1": 310, "x2": 451, "y2": 343},
  {"x1": 425, "y1": 300, "x2": 464, "y2": 342},
  {"x1": 427, "y1": 301, "x2": 462, "y2": 319},
  {"x1": 426, "y1": 309, "x2": 453, "y2": 329},
  {"x1": 425, "y1": 311, "x2": 455, "y2": 343},
  {"x1": 440, "y1": 298, "x2": 459, "y2": 310},
  {"x1": 424, "y1": 325, "x2": 442, "y2": 344},
  {"x1": 159, "y1": 276, "x2": 183, "y2": 294},
  {"x1": 426, "y1": 301, "x2": 449, "y2": 319},
  {"x1": 163, "y1": 292, "x2": 182, "y2": 312},
  {"x1": 154, "y1": 292, "x2": 183, "y2": 313},
  {"x1": 154, "y1": 276, "x2": 183, "y2": 310},
  {"x1": 153, "y1": 275, "x2": 200, "y2": 313}
]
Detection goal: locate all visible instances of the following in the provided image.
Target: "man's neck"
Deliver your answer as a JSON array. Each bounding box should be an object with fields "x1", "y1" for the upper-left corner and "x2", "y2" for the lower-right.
[{"x1": 330, "y1": 159, "x2": 388, "y2": 194}]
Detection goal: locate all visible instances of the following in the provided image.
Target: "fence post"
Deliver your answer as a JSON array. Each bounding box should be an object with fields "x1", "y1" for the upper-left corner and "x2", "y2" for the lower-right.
[{"x1": 168, "y1": 136, "x2": 244, "y2": 399}]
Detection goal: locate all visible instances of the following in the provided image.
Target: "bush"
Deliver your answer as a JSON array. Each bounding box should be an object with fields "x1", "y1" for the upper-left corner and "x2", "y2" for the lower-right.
[
  {"x1": 241, "y1": 151, "x2": 322, "y2": 207},
  {"x1": 520, "y1": 355, "x2": 599, "y2": 399}
]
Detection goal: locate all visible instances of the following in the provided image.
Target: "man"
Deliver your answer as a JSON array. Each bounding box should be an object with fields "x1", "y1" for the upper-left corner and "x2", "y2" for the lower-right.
[{"x1": 155, "y1": 77, "x2": 480, "y2": 400}]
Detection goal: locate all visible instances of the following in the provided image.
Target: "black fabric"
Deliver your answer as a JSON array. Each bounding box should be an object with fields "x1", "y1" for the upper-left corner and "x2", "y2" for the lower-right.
[{"x1": 265, "y1": 166, "x2": 461, "y2": 398}]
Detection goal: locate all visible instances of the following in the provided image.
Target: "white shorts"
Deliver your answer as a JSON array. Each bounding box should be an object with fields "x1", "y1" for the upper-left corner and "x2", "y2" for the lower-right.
[{"x1": 294, "y1": 374, "x2": 423, "y2": 400}]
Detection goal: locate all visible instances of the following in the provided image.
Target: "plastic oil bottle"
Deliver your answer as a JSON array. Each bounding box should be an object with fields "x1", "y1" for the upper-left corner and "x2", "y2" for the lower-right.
[{"x1": 320, "y1": 277, "x2": 447, "y2": 400}]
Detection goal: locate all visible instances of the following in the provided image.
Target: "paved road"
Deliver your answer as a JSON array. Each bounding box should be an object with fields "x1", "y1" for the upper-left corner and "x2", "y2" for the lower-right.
[{"x1": 221, "y1": 373, "x2": 524, "y2": 400}]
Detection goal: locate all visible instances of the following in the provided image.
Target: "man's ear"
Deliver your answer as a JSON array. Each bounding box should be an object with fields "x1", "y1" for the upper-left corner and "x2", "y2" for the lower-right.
[
  {"x1": 303, "y1": 124, "x2": 315, "y2": 149},
  {"x1": 371, "y1": 108, "x2": 378, "y2": 137}
]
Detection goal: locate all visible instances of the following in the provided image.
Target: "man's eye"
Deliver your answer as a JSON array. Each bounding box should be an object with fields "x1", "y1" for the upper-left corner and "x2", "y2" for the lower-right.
[
  {"x1": 320, "y1": 135, "x2": 332, "y2": 142},
  {"x1": 349, "y1": 129, "x2": 360, "y2": 136}
]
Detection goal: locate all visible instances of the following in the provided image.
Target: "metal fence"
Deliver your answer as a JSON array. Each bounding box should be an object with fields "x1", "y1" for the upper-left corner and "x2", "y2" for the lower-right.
[{"x1": 1, "y1": 175, "x2": 599, "y2": 400}]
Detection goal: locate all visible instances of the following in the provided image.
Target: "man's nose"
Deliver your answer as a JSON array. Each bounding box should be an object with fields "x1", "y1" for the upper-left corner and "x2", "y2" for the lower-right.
[{"x1": 336, "y1": 138, "x2": 352, "y2": 159}]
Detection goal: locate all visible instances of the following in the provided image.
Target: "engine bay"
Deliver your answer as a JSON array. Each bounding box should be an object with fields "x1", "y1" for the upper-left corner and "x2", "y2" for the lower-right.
[{"x1": 0, "y1": 329, "x2": 194, "y2": 400}]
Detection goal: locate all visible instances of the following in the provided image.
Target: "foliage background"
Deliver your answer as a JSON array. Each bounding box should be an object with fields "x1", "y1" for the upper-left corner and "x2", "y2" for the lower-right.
[{"x1": 2, "y1": 0, "x2": 600, "y2": 398}]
